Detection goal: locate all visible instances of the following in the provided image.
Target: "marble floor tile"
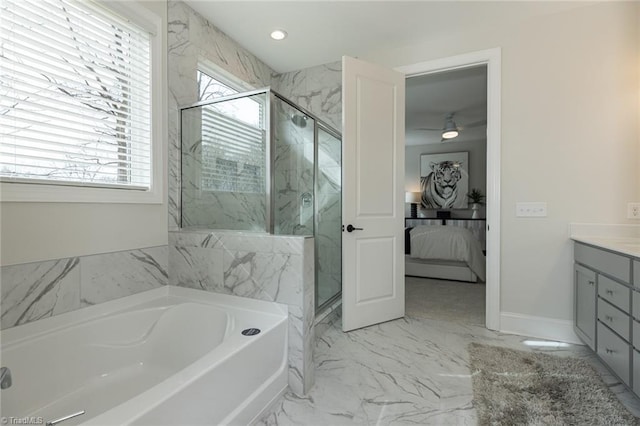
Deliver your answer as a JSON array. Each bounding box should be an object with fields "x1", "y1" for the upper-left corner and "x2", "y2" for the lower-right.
[{"x1": 257, "y1": 305, "x2": 640, "y2": 425}]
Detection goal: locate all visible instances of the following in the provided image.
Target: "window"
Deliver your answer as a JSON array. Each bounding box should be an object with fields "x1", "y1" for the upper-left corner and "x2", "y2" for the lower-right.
[
  {"x1": 0, "y1": 0, "x2": 162, "y2": 202},
  {"x1": 195, "y1": 65, "x2": 265, "y2": 194},
  {"x1": 197, "y1": 69, "x2": 238, "y2": 102}
]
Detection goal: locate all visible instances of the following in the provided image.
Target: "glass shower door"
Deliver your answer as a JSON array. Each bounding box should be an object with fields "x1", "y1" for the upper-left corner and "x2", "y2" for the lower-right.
[
  {"x1": 316, "y1": 127, "x2": 342, "y2": 310},
  {"x1": 271, "y1": 97, "x2": 315, "y2": 236}
]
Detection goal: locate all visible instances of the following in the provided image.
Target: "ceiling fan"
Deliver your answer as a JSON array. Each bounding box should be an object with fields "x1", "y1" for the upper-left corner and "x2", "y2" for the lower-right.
[{"x1": 416, "y1": 112, "x2": 486, "y2": 141}]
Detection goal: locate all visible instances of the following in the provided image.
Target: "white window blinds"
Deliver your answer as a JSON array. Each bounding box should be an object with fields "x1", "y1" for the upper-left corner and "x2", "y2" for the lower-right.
[
  {"x1": 200, "y1": 106, "x2": 265, "y2": 193},
  {"x1": 0, "y1": 0, "x2": 152, "y2": 189}
]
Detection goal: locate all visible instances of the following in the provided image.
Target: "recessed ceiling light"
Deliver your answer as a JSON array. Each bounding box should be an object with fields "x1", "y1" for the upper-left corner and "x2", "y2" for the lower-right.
[{"x1": 270, "y1": 29, "x2": 287, "y2": 41}]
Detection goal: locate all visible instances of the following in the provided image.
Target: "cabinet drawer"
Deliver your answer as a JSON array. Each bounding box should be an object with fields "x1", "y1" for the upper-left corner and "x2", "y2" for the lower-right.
[
  {"x1": 635, "y1": 260, "x2": 640, "y2": 288},
  {"x1": 634, "y1": 350, "x2": 640, "y2": 396},
  {"x1": 633, "y1": 292, "x2": 640, "y2": 321},
  {"x1": 598, "y1": 298, "x2": 630, "y2": 339},
  {"x1": 575, "y1": 243, "x2": 630, "y2": 283},
  {"x1": 598, "y1": 275, "x2": 630, "y2": 313},
  {"x1": 634, "y1": 321, "x2": 640, "y2": 351},
  {"x1": 597, "y1": 322, "x2": 630, "y2": 385}
]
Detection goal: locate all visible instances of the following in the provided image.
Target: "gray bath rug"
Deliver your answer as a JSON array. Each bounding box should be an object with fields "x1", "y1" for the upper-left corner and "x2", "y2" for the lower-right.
[{"x1": 468, "y1": 343, "x2": 639, "y2": 425}]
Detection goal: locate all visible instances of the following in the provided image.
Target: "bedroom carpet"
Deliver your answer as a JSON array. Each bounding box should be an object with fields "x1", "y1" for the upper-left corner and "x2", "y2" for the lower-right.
[
  {"x1": 468, "y1": 343, "x2": 639, "y2": 425},
  {"x1": 405, "y1": 276, "x2": 485, "y2": 325}
]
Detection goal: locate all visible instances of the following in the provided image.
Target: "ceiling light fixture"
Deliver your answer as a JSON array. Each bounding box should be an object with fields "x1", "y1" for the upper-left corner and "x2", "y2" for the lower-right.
[
  {"x1": 270, "y1": 29, "x2": 288, "y2": 41},
  {"x1": 441, "y1": 114, "x2": 459, "y2": 140}
]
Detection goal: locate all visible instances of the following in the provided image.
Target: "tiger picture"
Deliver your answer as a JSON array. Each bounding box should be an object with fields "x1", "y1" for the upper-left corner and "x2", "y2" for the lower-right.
[{"x1": 419, "y1": 153, "x2": 469, "y2": 209}]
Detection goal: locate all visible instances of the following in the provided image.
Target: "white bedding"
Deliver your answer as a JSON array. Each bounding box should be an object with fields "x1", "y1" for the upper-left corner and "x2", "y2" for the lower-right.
[{"x1": 409, "y1": 225, "x2": 486, "y2": 281}]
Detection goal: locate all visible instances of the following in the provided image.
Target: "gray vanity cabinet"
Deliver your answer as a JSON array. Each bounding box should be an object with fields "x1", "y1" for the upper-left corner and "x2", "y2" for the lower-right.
[
  {"x1": 574, "y1": 242, "x2": 634, "y2": 389},
  {"x1": 574, "y1": 264, "x2": 596, "y2": 349}
]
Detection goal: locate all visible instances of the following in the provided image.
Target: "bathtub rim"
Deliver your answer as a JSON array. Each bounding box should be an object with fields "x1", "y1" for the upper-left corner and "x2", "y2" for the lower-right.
[{"x1": 1, "y1": 286, "x2": 288, "y2": 347}]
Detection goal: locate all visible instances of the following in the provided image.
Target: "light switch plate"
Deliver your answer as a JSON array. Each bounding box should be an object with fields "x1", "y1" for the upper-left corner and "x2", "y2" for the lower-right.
[{"x1": 516, "y1": 202, "x2": 547, "y2": 217}]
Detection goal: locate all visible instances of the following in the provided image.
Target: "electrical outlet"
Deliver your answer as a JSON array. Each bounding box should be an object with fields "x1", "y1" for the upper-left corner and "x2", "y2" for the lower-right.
[
  {"x1": 516, "y1": 202, "x2": 547, "y2": 217},
  {"x1": 628, "y1": 203, "x2": 640, "y2": 219}
]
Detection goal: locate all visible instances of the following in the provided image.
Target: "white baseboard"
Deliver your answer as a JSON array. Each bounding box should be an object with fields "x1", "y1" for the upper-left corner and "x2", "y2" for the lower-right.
[{"x1": 500, "y1": 312, "x2": 582, "y2": 345}]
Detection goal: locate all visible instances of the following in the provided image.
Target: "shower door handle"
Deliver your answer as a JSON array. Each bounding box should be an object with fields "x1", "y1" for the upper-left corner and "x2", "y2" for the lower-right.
[{"x1": 345, "y1": 224, "x2": 363, "y2": 232}]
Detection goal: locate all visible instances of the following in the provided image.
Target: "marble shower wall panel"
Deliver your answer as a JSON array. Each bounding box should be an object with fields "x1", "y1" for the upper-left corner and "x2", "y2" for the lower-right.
[
  {"x1": 181, "y1": 193, "x2": 267, "y2": 231},
  {"x1": 169, "y1": 230, "x2": 315, "y2": 396},
  {"x1": 272, "y1": 62, "x2": 343, "y2": 132},
  {"x1": 168, "y1": 0, "x2": 275, "y2": 230},
  {"x1": 0, "y1": 246, "x2": 168, "y2": 330}
]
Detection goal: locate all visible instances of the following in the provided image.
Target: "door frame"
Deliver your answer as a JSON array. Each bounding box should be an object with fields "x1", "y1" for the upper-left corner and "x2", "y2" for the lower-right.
[{"x1": 396, "y1": 48, "x2": 501, "y2": 331}]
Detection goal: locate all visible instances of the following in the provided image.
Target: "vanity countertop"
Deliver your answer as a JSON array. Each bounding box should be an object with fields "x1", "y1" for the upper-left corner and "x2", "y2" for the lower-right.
[
  {"x1": 569, "y1": 223, "x2": 640, "y2": 258},
  {"x1": 571, "y1": 236, "x2": 640, "y2": 258}
]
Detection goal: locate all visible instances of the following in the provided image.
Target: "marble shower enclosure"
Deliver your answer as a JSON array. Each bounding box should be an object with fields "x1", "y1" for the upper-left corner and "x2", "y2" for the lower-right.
[{"x1": 167, "y1": 0, "x2": 345, "y2": 395}]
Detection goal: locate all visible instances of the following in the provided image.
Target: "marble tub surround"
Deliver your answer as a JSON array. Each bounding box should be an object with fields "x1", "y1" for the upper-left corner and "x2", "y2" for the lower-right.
[
  {"x1": 570, "y1": 223, "x2": 640, "y2": 257},
  {"x1": 169, "y1": 230, "x2": 315, "y2": 396},
  {"x1": 258, "y1": 315, "x2": 640, "y2": 425},
  {"x1": 0, "y1": 246, "x2": 168, "y2": 330}
]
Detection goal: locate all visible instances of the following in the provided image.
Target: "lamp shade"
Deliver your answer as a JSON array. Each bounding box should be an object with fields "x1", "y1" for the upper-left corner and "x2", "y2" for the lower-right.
[
  {"x1": 405, "y1": 191, "x2": 421, "y2": 204},
  {"x1": 442, "y1": 129, "x2": 459, "y2": 139}
]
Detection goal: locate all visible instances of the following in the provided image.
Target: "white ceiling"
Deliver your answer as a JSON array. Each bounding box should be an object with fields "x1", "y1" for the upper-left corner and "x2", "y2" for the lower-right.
[
  {"x1": 183, "y1": 1, "x2": 588, "y2": 146},
  {"x1": 184, "y1": 1, "x2": 589, "y2": 74}
]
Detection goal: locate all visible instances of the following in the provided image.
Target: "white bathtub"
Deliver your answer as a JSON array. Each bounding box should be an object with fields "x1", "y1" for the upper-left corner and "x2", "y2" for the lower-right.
[{"x1": 0, "y1": 286, "x2": 288, "y2": 425}]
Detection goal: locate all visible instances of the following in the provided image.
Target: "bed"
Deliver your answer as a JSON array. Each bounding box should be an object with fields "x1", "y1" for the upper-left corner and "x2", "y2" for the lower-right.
[{"x1": 405, "y1": 225, "x2": 486, "y2": 283}]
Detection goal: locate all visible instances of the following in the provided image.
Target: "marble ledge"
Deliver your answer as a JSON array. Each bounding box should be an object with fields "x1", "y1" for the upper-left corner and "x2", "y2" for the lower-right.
[{"x1": 170, "y1": 229, "x2": 312, "y2": 255}]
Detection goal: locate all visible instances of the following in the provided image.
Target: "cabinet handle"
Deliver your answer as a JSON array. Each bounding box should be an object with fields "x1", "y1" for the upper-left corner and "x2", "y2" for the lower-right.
[
  {"x1": 588, "y1": 280, "x2": 595, "y2": 286},
  {"x1": 605, "y1": 315, "x2": 614, "y2": 322},
  {"x1": 605, "y1": 348, "x2": 616, "y2": 354},
  {"x1": 606, "y1": 289, "x2": 614, "y2": 295}
]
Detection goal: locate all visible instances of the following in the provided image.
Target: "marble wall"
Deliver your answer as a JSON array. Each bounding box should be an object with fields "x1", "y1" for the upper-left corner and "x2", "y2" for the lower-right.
[
  {"x1": 169, "y1": 230, "x2": 315, "y2": 396},
  {"x1": 0, "y1": 246, "x2": 168, "y2": 330},
  {"x1": 272, "y1": 61, "x2": 343, "y2": 132}
]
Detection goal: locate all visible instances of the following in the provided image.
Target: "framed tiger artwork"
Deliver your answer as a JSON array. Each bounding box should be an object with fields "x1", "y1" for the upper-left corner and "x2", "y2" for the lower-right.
[{"x1": 420, "y1": 151, "x2": 469, "y2": 209}]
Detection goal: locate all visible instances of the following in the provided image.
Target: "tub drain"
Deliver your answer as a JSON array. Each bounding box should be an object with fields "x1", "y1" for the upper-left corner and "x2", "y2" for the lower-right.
[{"x1": 241, "y1": 328, "x2": 261, "y2": 336}]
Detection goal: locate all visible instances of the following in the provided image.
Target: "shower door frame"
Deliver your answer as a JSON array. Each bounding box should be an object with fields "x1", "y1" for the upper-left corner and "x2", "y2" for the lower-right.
[
  {"x1": 269, "y1": 91, "x2": 343, "y2": 313},
  {"x1": 179, "y1": 88, "x2": 343, "y2": 313}
]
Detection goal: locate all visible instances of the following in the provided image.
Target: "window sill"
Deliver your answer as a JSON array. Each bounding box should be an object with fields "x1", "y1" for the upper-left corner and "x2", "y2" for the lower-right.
[{"x1": 0, "y1": 181, "x2": 164, "y2": 204}]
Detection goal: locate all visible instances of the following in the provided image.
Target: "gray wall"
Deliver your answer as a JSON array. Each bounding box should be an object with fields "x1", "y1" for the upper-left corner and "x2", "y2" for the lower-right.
[{"x1": 365, "y1": 1, "x2": 640, "y2": 328}]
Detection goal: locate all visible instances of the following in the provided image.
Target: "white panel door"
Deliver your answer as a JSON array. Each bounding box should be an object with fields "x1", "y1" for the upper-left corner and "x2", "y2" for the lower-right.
[{"x1": 342, "y1": 56, "x2": 405, "y2": 332}]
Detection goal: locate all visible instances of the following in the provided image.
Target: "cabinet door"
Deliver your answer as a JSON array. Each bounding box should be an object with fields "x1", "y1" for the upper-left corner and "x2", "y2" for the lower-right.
[{"x1": 575, "y1": 264, "x2": 597, "y2": 349}]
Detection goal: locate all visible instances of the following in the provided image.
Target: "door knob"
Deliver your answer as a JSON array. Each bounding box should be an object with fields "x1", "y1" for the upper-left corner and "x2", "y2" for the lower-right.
[{"x1": 346, "y1": 224, "x2": 363, "y2": 232}]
